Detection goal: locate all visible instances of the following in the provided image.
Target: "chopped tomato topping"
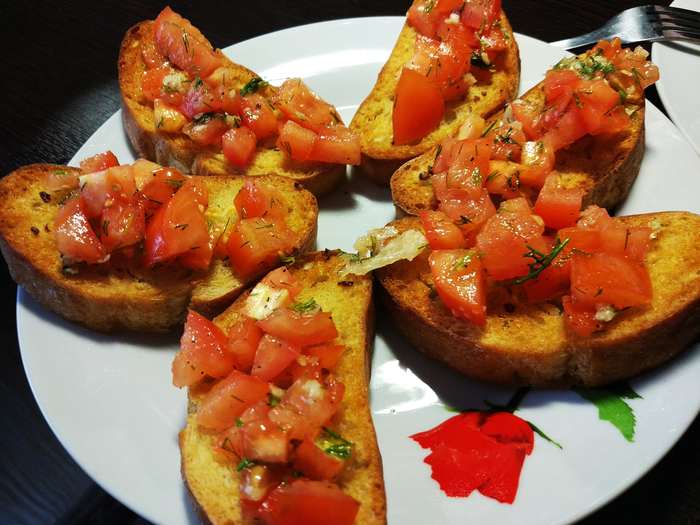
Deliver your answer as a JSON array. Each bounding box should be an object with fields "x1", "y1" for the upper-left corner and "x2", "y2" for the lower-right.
[
  {"x1": 429, "y1": 249, "x2": 486, "y2": 325},
  {"x1": 227, "y1": 218, "x2": 297, "y2": 279},
  {"x1": 420, "y1": 210, "x2": 467, "y2": 249},
  {"x1": 222, "y1": 126, "x2": 257, "y2": 167},
  {"x1": 139, "y1": 166, "x2": 187, "y2": 214},
  {"x1": 227, "y1": 317, "x2": 263, "y2": 373},
  {"x1": 304, "y1": 343, "x2": 345, "y2": 370},
  {"x1": 258, "y1": 480, "x2": 360, "y2": 525},
  {"x1": 196, "y1": 370, "x2": 270, "y2": 430},
  {"x1": 143, "y1": 202, "x2": 168, "y2": 267},
  {"x1": 278, "y1": 120, "x2": 317, "y2": 162},
  {"x1": 310, "y1": 126, "x2": 361, "y2": 166},
  {"x1": 234, "y1": 180, "x2": 285, "y2": 221},
  {"x1": 461, "y1": 0, "x2": 502, "y2": 29},
  {"x1": 241, "y1": 418, "x2": 290, "y2": 463},
  {"x1": 251, "y1": 334, "x2": 300, "y2": 382},
  {"x1": 183, "y1": 115, "x2": 229, "y2": 146},
  {"x1": 53, "y1": 197, "x2": 107, "y2": 264},
  {"x1": 533, "y1": 173, "x2": 584, "y2": 230},
  {"x1": 99, "y1": 194, "x2": 146, "y2": 253},
  {"x1": 257, "y1": 308, "x2": 339, "y2": 347},
  {"x1": 293, "y1": 439, "x2": 345, "y2": 481},
  {"x1": 45, "y1": 169, "x2": 79, "y2": 192},
  {"x1": 241, "y1": 94, "x2": 278, "y2": 140},
  {"x1": 275, "y1": 79, "x2": 337, "y2": 132},
  {"x1": 79, "y1": 151, "x2": 119, "y2": 174},
  {"x1": 407, "y1": 0, "x2": 464, "y2": 38},
  {"x1": 172, "y1": 310, "x2": 235, "y2": 387},
  {"x1": 519, "y1": 139, "x2": 556, "y2": 189},
  {"x1": 393, "y1": 68, "x2": 444, "y2": 145},
  {"x1": 410, "y1": 33, "x2": 472, "y2": 101},
  {"x1": 160, "y1": 178, "x2": 210, "y2": 265},
  {"x1": 562, "y1": 295, "x2": 600, "y2": 337}
]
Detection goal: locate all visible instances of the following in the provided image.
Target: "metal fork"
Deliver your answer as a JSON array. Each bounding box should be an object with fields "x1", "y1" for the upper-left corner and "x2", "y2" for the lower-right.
[{"x1": 550, "y1": 4, "x2": 700, "y2": 50}]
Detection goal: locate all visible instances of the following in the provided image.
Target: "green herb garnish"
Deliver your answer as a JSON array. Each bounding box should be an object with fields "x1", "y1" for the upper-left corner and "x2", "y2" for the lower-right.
[
  {"x1": 291, "y1": 298, "x2": 319, "y2": 313},
  {"x1": 236, "y1": 458, "x2": 256, "y2": 471},
  {"x1": 240, "y1": 77, "x2": 269, "y2": 96},
  {"x1": 319, "y1": 428, "x2": 353, "y2": 460},
  {"x1": 512, "y1": 237, "x2": 570, "y2": 285}
]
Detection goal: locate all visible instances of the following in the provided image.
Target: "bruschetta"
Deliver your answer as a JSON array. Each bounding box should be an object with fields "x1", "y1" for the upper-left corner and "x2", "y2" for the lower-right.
[
  {"x1": 176, "y1": 251, "x2": 385, "y2": 524},
  {"x1": 0, "y1": 153, "x2": 318, "y2": 332},
  {"x1": 391, "y1": 39, "x2": 659, "y2": 215},
  {"x1": 350, "y1": 0, "x2": 520, "y2": 185},
  {"x1": 120, "y1": 7, "x2": 360, "y2": 197}
]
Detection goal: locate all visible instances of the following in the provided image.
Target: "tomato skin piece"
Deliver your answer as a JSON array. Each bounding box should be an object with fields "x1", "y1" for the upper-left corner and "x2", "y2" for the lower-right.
[
  {"x1": 226, "y1": 318, "x2": 264, "y2": 373},
  {"x1": 251, "y1": 334, "x2": 301, "y2": 382},
  {"x1": 393, "y1": 67, "x2": 445, "y2": 146},
  {"x1": 533, "y1": 173, "x2": 584, "y2": 230},
  {"x1": 241, "y1": 94, "x2": 278, "y2": 140},
  {"x1": 570, "y1": 252, "x2": 652, "y2": 309},
  {"x1": 420, "y1": 210, "x2": 467, "y2": 249},
  {"x1": 197, "y1": 370, "x2": 270, "y2": 430},
  {"x1": 259, "y1": 479, "x2": 359, "y2": 525},
  {"x1": 222, "y1": 126, "x2": 257, "y2": 167},
  {"x1": 227, "y1": 218, "x2": 296, "y2": 279},
  {"x1": 257, "y1": 309, "x2": 339, "y2": 347},
  {"x1": 173, "y1": 310, "x2": 236, "y2": 388},
  {"x1": 310, "y1": 126, "x2": 361, "y2": 166},
  {"x1": 54, "y1": 197, "x2": 107, "y2": 264},
  {"x1": 277, "y1": 120, "x2": 317, "y2": 162},
  {"x1": 79, "y1": 151, "x2": 119, "y2": 174},
  {"x1": 429, "y1": 249, "x2": 486, "y2": 325},
  {"x1": 293, "y1": 439, "x2": 345, "y2": 480}
]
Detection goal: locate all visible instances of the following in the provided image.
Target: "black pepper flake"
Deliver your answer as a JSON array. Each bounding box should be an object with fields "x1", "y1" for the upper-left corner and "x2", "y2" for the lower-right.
[
  {"x1": 30, "y1": 226, "x2": 39, "y2": 236},
  {"x1": 39, "y1": 191, "x2": 51, "y2": 203},
  {"x1": 338, "y1": 280, "x2": 354, "y2": 287},
  {"x1": 418, "y1": 171, "x2": 431, "y2": 181},
  {"x1": 44, "y1": 224, "x2": 51, "y2": 233},
  {"x1": 504, "y1": 303, "x2": 516, "y2": 313},
  {"x1": 294, "y1": 182, "x2": 303, "y2": 190}
]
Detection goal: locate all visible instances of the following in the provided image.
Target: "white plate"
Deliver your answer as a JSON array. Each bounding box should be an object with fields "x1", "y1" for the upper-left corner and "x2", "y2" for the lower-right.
[
  {"x1": 18, "y1": 17, "x2": 700, "y2": 525},
  {"x1": 653, "y1": 0, "x2": 700, "y2": 156}
]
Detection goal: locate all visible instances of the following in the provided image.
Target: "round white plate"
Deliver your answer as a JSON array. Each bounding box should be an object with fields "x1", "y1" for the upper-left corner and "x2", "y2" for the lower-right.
[
  {"x1": 18, "y1": 17, "x2": 700, "y2": 525},
  {"x1": 653, "y1": 0, "x2": 700, "y2": 156}
]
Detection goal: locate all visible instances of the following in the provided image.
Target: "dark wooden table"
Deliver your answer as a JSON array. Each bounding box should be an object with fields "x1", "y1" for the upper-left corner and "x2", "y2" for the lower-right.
[{"x1": 2, "y1": 1, "x2": 698, "y2": 523}]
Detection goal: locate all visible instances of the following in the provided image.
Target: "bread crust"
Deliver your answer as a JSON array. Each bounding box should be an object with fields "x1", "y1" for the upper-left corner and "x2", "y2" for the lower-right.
[
  {"x1": 350, "y1": 13, "x2": 521, "y2": 185},
  {"x1": 0, "y1": 164, "x2": 318, "y2": 332},
  {"x1": 119, "y1": 21, "x2": 345, "y2": 197},
  {"x1": 376, "y1": 213, "x2": 700, "y2": 387},
  {"x1": 179, "y1": 251, "x2": 386, "y2": 524},
  {"x1": 390, "y1": 64, "x2": 646, "y2": 216}
]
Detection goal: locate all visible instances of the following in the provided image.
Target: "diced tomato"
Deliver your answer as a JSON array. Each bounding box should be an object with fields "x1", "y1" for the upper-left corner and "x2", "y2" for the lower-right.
[
  {"x1": 141, "y1": 65, "x2": 172, "y2": 103},
  {"x1": 153, "y1": 99, "x2": 187, "y2": 133},
  {"x1": 543, "y1": 69, "x2": 579, "y2": 103},
  {"x1": 227, "y1": 218, "x2": 297, "y2": 279},
  {"x1": 275, "y1": 79, "x2": 338, "y2": 132},
  {"x1": 293, "y1": 439, "x2": 345, "y2": 480},
  {"x1": 222, "y1": 126, "x2": 257, "y2": 167},
  {"x1": 541, "y1": 108, "x2": 587, "y2": 152},
  {"x1": 461, "y1": 0, "x2": 502, "y2": 29},
  {"x1": 143, "y1": 202, "x2": 168, "y2": 267},
  {"x1": 242, "y1": 418, "x2": 290, "y2": 463},
  {"x1": 594, "y1": 106, "x2": 630, "y2": 135},
  {"x1": 259, "y1": 480, "x2": 360, "y2": 525},
  {"x1": 239, "y1": 465, "x2": 282, "y2": 505},
  {"x1": 407, "y1": 0, "x2": 464, "y2": 38},
  {"x1": 45, "y1": 169, "x2": 79, "y2": 192},
  {"x1": 484, "y1": 166, "x2": 522, "y2": 199},
  {"x1": 436, "y1": 186, "x2": 496, "y2": 242},
  {"x1": 178, "y1": 233, "x2": 214, "y2": 271},
  {"x1": 442, "y1": 138, "x2": 493, "y2": 196},
  {"x1": 420, "y1": 210, "x2": 466, "y2": 249},
  {"x1": 570, "y1": 252, "x2": 652, "y2": 309},
  {"x1": 79, "y1": 151, "x2": 119, "y2": 174},
  {"x1": 410, "y1": 33, "x2": 472, "y2": 101},
  {"x1": 183, "y1": 115, "x2": 229, "y2": 146},
  {"x1": 393, "y1": 67, "x2": 444, "y2": 146},
  {"x1": 158, "y1": 179, "x2": 210, "y2": 264},
  {"x1": 510, "y1": 99, "x2": 544, "y2": 140},
  {"x1": 278, "y1": 120, "x2": 317, "y2": 162},
  {"x1": 197, "y1": 370, "x2": 270, "y2": 430},
  {"x1": 429, "y1": 249, "x2": 486, "y2": 325},
  {"x1": 141, "y1": 37, "x2": 167, "y2": 69},
  {"x1": 534, "y1": 173, "x2": 584, "y2": 230},
  {"x1": 180, "y1": 81, "x2": 223, "y2": 119},
  {"x1": 522, "y1": 259, "x2": 571, "y2": 303},
  {"x1": 99, "y1": 194, "x2": 146, "y2": 253},
  {"x1": 262, "y1": 267, "x2": 303, "y2": 301},
  {"x1": 485, "y1": 124, "x2": 527, "y2": 162},
  {"x1": 476, "y1": 201, "x2": 546, "y2": 280},
  {"x1": 172, "y1": 310, "x2": 236, "y2": 388},
  {"x1": 251, "y1": 334, "x2": 300, "y2": 382},
  {"x1": 558, "y1": 226, "x2": 601, "y2": 255},
  {"x1": 206, "y1": 67, "x2": 244, "y2": 114},
  {"x1": 304, "y1": 343, "x2": 345, "y2": 370},
  {"x1": 53, "y1": 197, "x2": 107, "y2": 264},
  {"x1": 562, "y1": 295, "x2": 599, "y2": 337},
  {"x1": 310, "y1": 126, "x2": 361, "y2": 165},
  {"x1": 575, "y1": 79, "x2": 621, "y2": 134},
  {"x1": 519, "y1": 139, "x2": 555, "y2": 189},
  {"x1": 139, "y1": 167, "x2": 187, "y2": 214},
  {"x1": 234, "y1": 180, "x2": 284, "y2": 221},
  {"x1": 240, "y1": 94, "x2": 278, "y2": 140},
  {"x1": 226, "y1": 318, "x2": 263, "y2": 373},
  {"x1": 153, "y1": 7, "x2": 221, "y2": 78},
  {"x1": 257, "y1": 309, "x2": 338, "y2": 347}
]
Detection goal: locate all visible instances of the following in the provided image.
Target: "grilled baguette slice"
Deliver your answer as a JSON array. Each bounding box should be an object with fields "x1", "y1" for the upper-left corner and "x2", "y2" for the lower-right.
[
  {"x1": 0, "y1": 164, "x2": 318, "y2": 332},
  {"x1": 376, "y1": 213, "x2": 700, "y2": 387},
  {"x1": 119, "y1": 20, "x2": 344, "y2": 197},
  {"x1": 180, "y1": 250, "x2": 386, "y2": 524},
  {"x1": 350, "y1": 12, "x2": 520, "y2": 185},
  {"x1": 390, "y1": 60, "x2": 646, "y2": 216}
]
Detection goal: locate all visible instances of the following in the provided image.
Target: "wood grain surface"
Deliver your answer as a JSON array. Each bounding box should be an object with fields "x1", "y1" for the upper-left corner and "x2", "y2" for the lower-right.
[{"x1": 1, "y1": 1, "x2": 698, "y2": 524}]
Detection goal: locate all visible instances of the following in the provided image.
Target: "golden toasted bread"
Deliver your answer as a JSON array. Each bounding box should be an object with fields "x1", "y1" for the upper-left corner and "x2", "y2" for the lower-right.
[
  {"x1": 376, "y1": 213, "x2": 700, "y2": 387},
  {"x1": 350, "y1": 13, "x2": 520, "y2": 185},
  {"x1": 179, "y1": 250, "x2": 386, "y2": 524},
  {"x1": 119, "y1": 20, "x2": 345, "y2": 197},
  {"x1": 390, "y1": 54, "x2": 646, "y2": 216},
  {"x1": 0, "y1": 164, "x2": 318, "y2": 332}
]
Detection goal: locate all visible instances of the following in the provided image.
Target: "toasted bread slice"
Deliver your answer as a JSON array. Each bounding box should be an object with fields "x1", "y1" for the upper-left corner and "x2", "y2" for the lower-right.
[
  {"x1": 119, "y1": 21, "x2": 345, "y2": 197},
  {"x1": 390, "y1": 61, "x2": 646, "y2": 216},
  {"x1": 179, "y1": 250, "x2": 386, "y2": 524},
  {"x1": 376, "y1": 213, "x2": 700, "y2": 387},
  {"x1": 350, "y1": 13, "x2": 520, "y2": 185},
  {"x1": 0, "y1": 164, "x2": 318, "y2": 332}
]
